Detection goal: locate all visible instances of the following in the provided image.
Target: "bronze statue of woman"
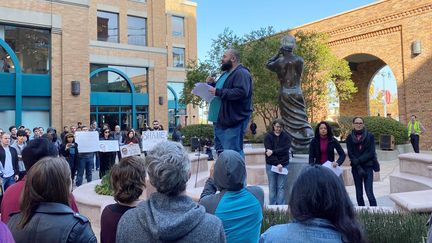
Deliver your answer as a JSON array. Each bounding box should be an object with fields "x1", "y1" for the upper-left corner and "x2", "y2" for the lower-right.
[{"x1": 266, "y1": 35, "x2": 313, "y2": 153}]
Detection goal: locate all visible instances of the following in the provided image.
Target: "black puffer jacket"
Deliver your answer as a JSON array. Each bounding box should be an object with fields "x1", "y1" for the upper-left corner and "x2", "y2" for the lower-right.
[{"x1": 8, "y1": 202, "x2": 96, "y2": 243}]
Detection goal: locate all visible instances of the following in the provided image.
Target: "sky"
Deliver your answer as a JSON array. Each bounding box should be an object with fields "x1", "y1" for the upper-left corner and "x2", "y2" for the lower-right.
[{"x1": 195, "y1": 0, "x2": 378, "y2": 61}]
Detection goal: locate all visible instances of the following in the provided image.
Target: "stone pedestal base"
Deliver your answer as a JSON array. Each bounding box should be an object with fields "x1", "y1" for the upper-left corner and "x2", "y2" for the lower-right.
[{"x1": 285, "y1": 154, "x2": 309, "y2": 203}]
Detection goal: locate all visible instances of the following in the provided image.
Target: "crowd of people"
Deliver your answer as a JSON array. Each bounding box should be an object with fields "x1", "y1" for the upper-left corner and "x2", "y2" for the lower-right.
[{"x1": 0, "y1": 116, "x2": 431, "y2": 242}]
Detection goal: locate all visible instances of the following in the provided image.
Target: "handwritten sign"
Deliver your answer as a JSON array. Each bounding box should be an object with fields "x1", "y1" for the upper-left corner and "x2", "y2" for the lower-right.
[
  {"x1": 75, "y1": 131, "x2": 99, "y2": 152},
  {"x1": 99, "y1": 140, "x2": 119, "y2": 152},
  {"x1": 141, "y1": 131, "x2": 168, "y2": 151},
  {"x1": 120, "y1": 144, "x2": 141, "y2": 158}
]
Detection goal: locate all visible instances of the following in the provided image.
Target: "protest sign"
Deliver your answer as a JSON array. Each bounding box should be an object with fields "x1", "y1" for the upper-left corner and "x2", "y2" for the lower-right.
[
  {"x1": 141, "y1": 131, "x2": 168, "y2": 151},
  {"x1": 75, "y1": 131, "x2": 99, "y2": 152},
  {"x1": 120, "y1": 144, "x2": 142, "y2": 158}
]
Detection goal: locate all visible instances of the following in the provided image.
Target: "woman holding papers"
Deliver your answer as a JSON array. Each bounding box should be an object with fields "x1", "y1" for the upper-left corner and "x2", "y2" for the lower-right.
[
  {"x1": 309, "y1": 121, "x2": 346, "y2": 168},
  {"x1": 99, "y1": 128, "x2": 116, "y2": 178},
  {"x1": 264, "y1": 118, "x2": 291, "y2": 205},
  {"x1": 346, "y1": 117, "x2": 377, "y2": 207}
]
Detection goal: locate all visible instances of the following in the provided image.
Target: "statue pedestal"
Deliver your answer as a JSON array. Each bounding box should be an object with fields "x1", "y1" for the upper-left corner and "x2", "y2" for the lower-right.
[{"x1": 285, "y1": 154, "x2": 309, "y2": 203}]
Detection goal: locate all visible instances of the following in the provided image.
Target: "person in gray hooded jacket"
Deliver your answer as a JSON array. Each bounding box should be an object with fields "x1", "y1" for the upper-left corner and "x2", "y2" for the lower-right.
[
  {"x1": 199, "y1": 150, "x2": 264, "y2": 243},
  {"x1": 116, "y1": 141, "x2": 226, "y2": 243}
]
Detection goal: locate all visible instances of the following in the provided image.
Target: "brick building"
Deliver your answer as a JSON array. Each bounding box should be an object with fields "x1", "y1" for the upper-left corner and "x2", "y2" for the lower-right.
[
  {"x1": 0, "y1": 0, "x2": 198, "y2": 133},
  {"x1": 271, "y1": 0, "x2": 432, "y2": 149}
]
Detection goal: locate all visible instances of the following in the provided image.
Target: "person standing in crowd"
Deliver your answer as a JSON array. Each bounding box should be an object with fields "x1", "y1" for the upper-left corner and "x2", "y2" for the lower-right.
[
  {"x1": 60, "y1": 133, "x2": 79, "y2": 183},
  {"x1": 124, "y1": 130, "x2": 139, "y2": 145},
  {"x1": 0, "y1": 133, "x2": 19, "y2": 192},
  {"x1": 99, "y1": 128, "x2": 116, "y2": 178},
  {"x1": 200, "y1": 150, "x2": 264, "y2": 243},
  {"x1": 89, "y1": 122, "x2": 100, "y2": 170},
  {"x1": 10, "y1": 130, "x2": 27, "y2": 180},
  {"x1": 263, "y1": 119, "x2": 291, "y2": 205},
  {"x1": 100, "y1": 156, "x2": 146, "y2": 243},
  {"x1": 46, "y1": 127, "x2": 61, "y2": 152},
  {"x1": 70, "y1": 125, "x2": 77, "y2": 134},
  {"x1": 38, "y1": 127, "x2": 44, "y2": 135},
  {"x1": 207, "y1": 48, "x2": 253, "y2": 157},
  {"x1": 76, "y1": 126, "x2": 94, "y2": 187},
  {"x1": 113, "y1": 125, "x2": 123, "y2": 161},
  {"x1": 407, "y1": 114, "x2": 426, "y2": 153},
  {"x1": 249, "y1": 121, "x2": 257, "y2": 136},
  {"x1": 30, "y1": 127, "x2": 40, "y2": 140},
  {"x1": 309, "y1": 121, "x2": 346, "y2": 167},
  {"x1": 60, "y1": 126, "x2": 69, "y2": 142},
  {"x1": 172, "y1": 124, "x2": 184, "y2": 144},
  {"x1": 260, "y1": 165, "x2": 366, "y2": 243},
  {"x1": 1, "y1": 138, "x2": 79, "y2": 223},
  {"x1": 8, "y1": 126, "x2": 17, "y2": 145},
  {"x1": 346, "y1": 117, "x2": 377, "y2": 206},
  {"x1": 24, "y1": 128, "x2": 31, "y2": 141},
  {"x1": 117, "y1": 141, "x2": 226, "y2": 243},
  {"x1": 152, "y1": 120, "x2": 163, "y2": 131},
  {"x1": 7, "y1": 157, "x2": 97, "y2": 242}
]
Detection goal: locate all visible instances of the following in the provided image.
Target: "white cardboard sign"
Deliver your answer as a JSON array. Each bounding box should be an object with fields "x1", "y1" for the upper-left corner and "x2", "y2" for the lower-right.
[{"x1": 141, "y1": 131, "x2": 168, "y2": 151}]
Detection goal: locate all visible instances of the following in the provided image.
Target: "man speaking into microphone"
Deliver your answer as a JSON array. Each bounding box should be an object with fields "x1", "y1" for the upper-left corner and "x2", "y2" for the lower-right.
[{"x1": 207, "y1": 48, "x2": 253, "y2": 157}]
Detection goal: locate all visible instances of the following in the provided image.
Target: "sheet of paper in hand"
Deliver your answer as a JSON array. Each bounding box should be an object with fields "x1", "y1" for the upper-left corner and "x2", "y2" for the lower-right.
[
  {"x1": 271, "y1": 165, "x2": 288, "y2": 175},
  {"x1": 322, "y1": 161, "x2": 343, "y2": 177}
]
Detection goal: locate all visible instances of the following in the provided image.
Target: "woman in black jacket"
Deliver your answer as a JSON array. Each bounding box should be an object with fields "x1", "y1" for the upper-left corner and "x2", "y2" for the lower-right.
[
  {"x1": 346, "y1": 117, "x2": 377, "y2": 206},
  {"x1": 99, "y1": 128, "x2": 116, "y2": 178},
  {"x1": 264, "y1": 118, "x2": 291, "y2": 205},
  {"x1": 309, "y1": 121, "x2": 346, "y2": 166},
  {"x1": 60, "y1": 133, "x2": 79, "y2": 182},
  {"x1": 7, "y1": 157, "x2": 96, "y2": 242}
]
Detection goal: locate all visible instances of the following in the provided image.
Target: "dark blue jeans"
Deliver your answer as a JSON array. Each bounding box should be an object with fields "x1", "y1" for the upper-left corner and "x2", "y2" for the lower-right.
[
  {"x1": 352, "y1": 167, "x2": 377, "y2": 206},
  {"x1": 214, "y1": 118, "x2": 249, "y2": 157},
  {"x1": 76, "y1": 155, "x2": 93, "y2": 187},
  {"x1": 266, "y1": 164, "x2": 289, "y2": 205},
  {"x1": 2, "y1": 176, "x2": 16, "y2": 192},
  {"x1": 410, "y1": 134, "x2": 420, "y2": 153}
]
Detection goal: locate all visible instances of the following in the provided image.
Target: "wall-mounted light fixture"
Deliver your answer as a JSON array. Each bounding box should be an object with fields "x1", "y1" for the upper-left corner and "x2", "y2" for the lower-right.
[
  {"x1": 71, "y1": 81, "x2": 80, "y2": 96},
  {"x1": 412, "y1": 40, "x2": 422, "y2": 56},
  {"x1": 158, "y1": 96, "x2": 164, "y2": 105}
]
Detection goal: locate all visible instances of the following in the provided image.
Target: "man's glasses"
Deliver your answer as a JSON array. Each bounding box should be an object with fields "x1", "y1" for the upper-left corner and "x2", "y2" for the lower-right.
[
  {"x1": 104, "y1": 131, "x2": 110, "y2": 134},
  {"x1": 353, "y1": 122, "x2": 363, "y2": 125}
]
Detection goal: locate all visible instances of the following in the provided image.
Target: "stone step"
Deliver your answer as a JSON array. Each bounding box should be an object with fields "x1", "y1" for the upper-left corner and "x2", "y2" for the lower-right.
[
  {"x1": 389, "y1": 190, "x2": 432, "y2": 212},
  {"x1": 246, "y1": 164, "x2": 268, "y2": 185},
  {"x1": 189, "y1": 153, "x2": 209, "y2": 174},
  {"x1": 389, "y1": 171, "x2": 432, "y2": 193},
  {"x1": 341, "y1": 166, "x2": 380, "y2": 186},
  {"x1": 399, "y1": 153, "x2": 432, "y2": 178}
]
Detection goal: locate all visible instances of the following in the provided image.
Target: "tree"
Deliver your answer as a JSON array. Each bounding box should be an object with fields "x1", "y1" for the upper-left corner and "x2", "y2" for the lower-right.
[
  {"x1": 295, "y1": 31, "x2": 356, "y2": 122},
  {"x1": 181, "y1": 28, "x2": 357, "y2": 126}
]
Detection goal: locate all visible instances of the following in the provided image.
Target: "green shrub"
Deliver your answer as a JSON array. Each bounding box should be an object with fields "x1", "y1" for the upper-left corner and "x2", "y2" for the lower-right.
[
  {"x1": 181, "y1": 124, "x2": 214, "y2": 146},
  {"x1": 339, "y1": 116, "x2": 408, "y2": 144},
  {"x1": 262, "y1": 208, "x2": 430, "y2": 243},
  {"x1": 95, "y1": 173, "x2": 113, "y2": 196},
  {"x1": 310, "y1": 121, "x2": 341, "y2": 137},
  {"x1": 244, "y1": 132, "x2": 265, "y2": 144}
]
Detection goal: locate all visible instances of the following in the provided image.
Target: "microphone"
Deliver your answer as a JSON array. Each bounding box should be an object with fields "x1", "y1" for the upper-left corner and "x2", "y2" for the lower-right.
[{"x1": 210, "y1": 72, "x2": 217, "y2": 78}]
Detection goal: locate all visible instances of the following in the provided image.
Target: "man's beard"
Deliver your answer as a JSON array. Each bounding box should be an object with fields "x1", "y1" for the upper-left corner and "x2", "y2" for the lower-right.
[{"x1": 221, "y1": 60, "x2": 233, "y2": 71}]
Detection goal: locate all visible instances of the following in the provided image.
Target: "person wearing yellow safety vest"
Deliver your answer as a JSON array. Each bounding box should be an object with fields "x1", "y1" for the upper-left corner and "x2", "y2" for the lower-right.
[{"x1": 407, "y1": 115, "x2": 426, "y2": 153}]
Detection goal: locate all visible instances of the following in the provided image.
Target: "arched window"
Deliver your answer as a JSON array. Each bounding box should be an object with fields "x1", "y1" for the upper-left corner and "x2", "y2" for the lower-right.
[{"x1": 90, "y1": 69, "x2": 132, "y2": 93}]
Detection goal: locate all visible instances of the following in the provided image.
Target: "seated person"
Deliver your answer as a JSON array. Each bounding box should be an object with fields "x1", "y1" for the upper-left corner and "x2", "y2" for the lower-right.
[
  {"x1": 7, "y1": 157, "x2": 96, "y2": 242},
  {"x1": 116, "y1": 141, "x2": 226, "y2": 243},
  {"x1": 260, "y1": 165, "x2": 366, "y2": 243},
  {"x1": 200, "y1": 150, "x2": 264, "y2": 243},
  {"x1": 100, "y1": 156, "x2": 146, "y2": 243},
  {"x1": 1, "y1": 138, "x2": 79, "y2": 223}
]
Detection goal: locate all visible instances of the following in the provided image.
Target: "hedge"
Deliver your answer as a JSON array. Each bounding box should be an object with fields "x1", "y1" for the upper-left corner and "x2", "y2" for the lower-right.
[
  {"x1": 262, "y1": 208, "x2": 430, "y2": 243},
  {"x1": 339, "y1": 116, "x2": 408, "y2": 144},
  {"x1": 181, "y1": 124, "x2": 214, "y2": 146},
  {"x1": 310, "y1": 121, "x2": 341, "y2": 137}
]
